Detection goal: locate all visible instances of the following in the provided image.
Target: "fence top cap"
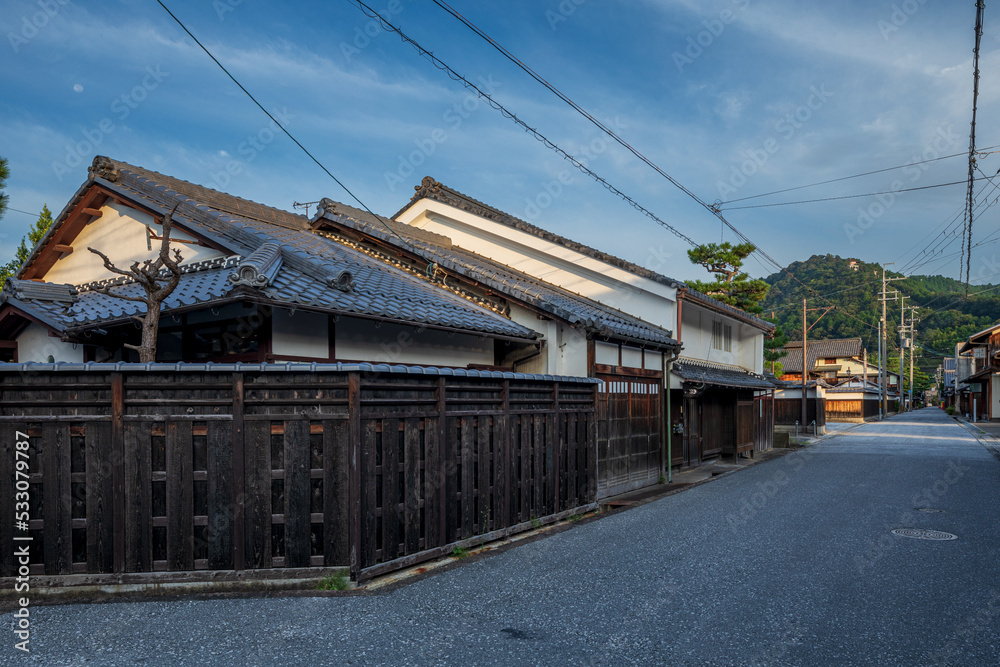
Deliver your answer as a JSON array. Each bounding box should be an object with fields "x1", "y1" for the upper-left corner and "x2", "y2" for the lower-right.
[{"x1": 0, "y1": 361, "x2": 601, "y2": 383}]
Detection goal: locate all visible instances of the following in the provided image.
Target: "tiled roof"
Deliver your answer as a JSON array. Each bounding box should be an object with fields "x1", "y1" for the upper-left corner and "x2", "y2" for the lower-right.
[
  {"x1": 3, "y1": 157, "x2": 537, "y2": 341},
  {"x1": 672, "y1": 357, "x2": 774, "y2": 390},
  {"x1": 2, "y1": 279, "x2": 78, "y2": 303},
  {"x1": 782, "y1": 338, "x2": 863, "y2": 373},
  {"x1": 313, "y1": 201, "x2": 680, "y2": 349},
  {"x1": 0, "y1": 360, "x2": 600, "y2": 383},
  {"x1": 398, "y1": 177, "x2": 772, "y2": 331}
]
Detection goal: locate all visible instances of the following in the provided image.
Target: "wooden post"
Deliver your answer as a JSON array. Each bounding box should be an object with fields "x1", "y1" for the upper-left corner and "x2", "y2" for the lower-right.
[
  {"x1": 348, "y1": 372, "x2": 361, "y2": 580},
  {"x1": 552, "y1": 382, "x2": 561, "y2": 512},
  {"x1": 232, "y1": 372, "x2": 245, "y2": 571},
  {"x1": 436, "y1": 376, "x2": 448, "y2": 546},
  {"x1": 111, "y1": 372, "x2": 125, "y2": 573}
]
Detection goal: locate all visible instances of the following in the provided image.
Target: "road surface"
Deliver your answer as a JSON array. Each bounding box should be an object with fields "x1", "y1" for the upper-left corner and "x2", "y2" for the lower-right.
[{"x1": 9, "y1": 408, "x2": 1000, "y2": 666}]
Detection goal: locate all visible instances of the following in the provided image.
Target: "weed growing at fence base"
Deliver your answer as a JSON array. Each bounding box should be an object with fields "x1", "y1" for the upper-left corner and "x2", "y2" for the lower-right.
[
  {"x1": 450, "y1": 546, "x2": 470, "y2": 559},
  {"x1": 317, "y1": 573, "x2": 350, "y2": 591}
]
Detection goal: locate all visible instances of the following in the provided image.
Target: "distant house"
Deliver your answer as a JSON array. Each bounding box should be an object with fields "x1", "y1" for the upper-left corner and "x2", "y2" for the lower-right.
[
  {"x1": 957, "y1": 323, "x2": 1000, "y2": 421},
  {"x1": 780, "y1": 337, "x2": 899, "y2": 391}
]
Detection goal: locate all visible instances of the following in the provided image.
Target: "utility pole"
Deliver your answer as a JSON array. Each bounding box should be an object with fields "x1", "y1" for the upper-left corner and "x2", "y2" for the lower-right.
[
  {"x1": 906, "y1": 305, "x2": 919, "y2": 411},
  {"x1": 878, "y1": 263, "x2": 905, "y2": 417},
  {"x1": 899, "y1": 295, "x2": 907, "y2": 408},
  {"x1": 801, "y1": 298, "x2": 835, "y2": 427},
  {"x1": 802, "y1": 298, "x2": 807, "y2": 427}
]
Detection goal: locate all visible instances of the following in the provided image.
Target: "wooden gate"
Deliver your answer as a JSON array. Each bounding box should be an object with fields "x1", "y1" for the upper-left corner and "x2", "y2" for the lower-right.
[{"x1": 596, "y1": 374, "x2": 662, "y2": 499}]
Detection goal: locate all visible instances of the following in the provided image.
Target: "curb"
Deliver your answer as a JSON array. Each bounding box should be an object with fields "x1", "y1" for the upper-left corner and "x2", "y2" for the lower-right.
[{"x1": 955, "y1": 420, "x2": 1000, "y2": 463}]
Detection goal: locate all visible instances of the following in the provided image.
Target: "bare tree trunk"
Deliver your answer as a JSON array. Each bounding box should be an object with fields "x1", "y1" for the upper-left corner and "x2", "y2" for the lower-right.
[{"x1": 88, "y1": 205, "x2": 183, "y2": 363}]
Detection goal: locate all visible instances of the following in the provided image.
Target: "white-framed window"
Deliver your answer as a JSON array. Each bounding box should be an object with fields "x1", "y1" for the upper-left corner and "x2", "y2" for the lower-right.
[{"x1": 711, "y1": 321, "x2": 732, "y2": 352}]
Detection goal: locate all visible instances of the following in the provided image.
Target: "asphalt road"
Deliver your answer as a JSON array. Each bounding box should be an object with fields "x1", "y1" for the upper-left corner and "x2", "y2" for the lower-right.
[{"x1": 8, "y1": 408, "x2": 1000, "y2": 666}]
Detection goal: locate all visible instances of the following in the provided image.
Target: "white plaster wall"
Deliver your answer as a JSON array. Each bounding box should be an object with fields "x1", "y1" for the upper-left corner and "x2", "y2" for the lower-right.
[
  {"x1": 621, "y1": 345, "x2": 642, "y2": 369},
  {"x1": 17, "y1": 323, "x2": 83, "y2": 363},
  {"x1": 272, "y1": 310, "x2": 329, "y2": 359},
  {"x1": 335, "y1": 318, "x2": 493, "y2": 367},
  {"x1": 739, "y1": 328, "x2": 764, "y2": 374},
  {"x1": 43, "y1": 201, "x2": 225, "y2": 285},
  {"x1": 398, "y1": 203, "x2": 677, "y2": 331},
  {"x1": 557, "y1": 324, "x2": 588, "y2": 377},
  {"x1": 595, "y1": 341, "x2": 618, "y2": 366}
]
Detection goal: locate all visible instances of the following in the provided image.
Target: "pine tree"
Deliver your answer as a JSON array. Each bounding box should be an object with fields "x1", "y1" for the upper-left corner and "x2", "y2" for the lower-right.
[
  {"x1": 686, "y1": 242, "x2": 770, "y2": 314},
  {"x1": 0, "y1": 157, "x2": 8, "y2": 221},
  {"x1": 763, "y1": 317, "x2": 790, "y2": 375}
]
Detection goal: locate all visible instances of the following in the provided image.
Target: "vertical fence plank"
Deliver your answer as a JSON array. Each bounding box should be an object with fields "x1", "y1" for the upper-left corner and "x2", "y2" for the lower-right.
[
  {"x1": 123, "y1": 422, "x2": 151, "y2": 573},
  {"x1": 423, "y1": 412, "x2": 441, "y2": 552},
  {"x1": 361, "y1": 420, "x2": 378, "y2": 568},
  {"x1": 532, "y1": 415, "x2": 544, "y2": 520},
  {"x1": 552, "y1": 384, "x2": 561, "y2": 514},
  {"x1": 324, "y1": 418, "x2": 350, "y2": 566},
  {"x1": 42, "y1": 422, "x2": 71, "y2": 575},
  {"x1": 244, "y1": 421, "x2": 271, "y2": 569},
  {"x1": 284, "y1": 419, "x2": 310, "y2": 568},
  {"x1": 445, "y1": 416, "x2": 460, "y2": 543},
  {"x1": 519, "y1": 415, "x2": 531, "y2": 523},
  {"x1": 166, "y1": 421, "x2": 193, "y2": 571},
  {"x1": 348, "y1": 372, "x2": 361, "y2": 578},
  {"x1": 87, "y1": 421, "x2": 114, "y2": 573},
  {"x1": 477, "y1": 416, "x2": 491, "y2": 534},
  {"x1": 460, "y1": 417, "x2": 474, "y2": 540},
  {"x1": 0, "y1": 423, "x2": 17, "y2": 577},
  {"x1": 381, "y1": 418, "x2": 400, "y2": 562},
  {"x1": 403, "y1": 417, "x2": 420, "y2": 556},
  {"x1": 498, "y1": 380, "x2": 510, "y2": 529},
  {"x1": 566, "y1": 412, "x2": 578, "y2": 509},
  {"x1": 206, "y1": 420, "x2": 234, "y2": 570},
  {"x1": 437, "y1": 377, "x2": 449, "y2": 547}
]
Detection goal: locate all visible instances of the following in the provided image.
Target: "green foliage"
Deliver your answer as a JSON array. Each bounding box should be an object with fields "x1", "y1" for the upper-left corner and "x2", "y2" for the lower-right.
[
  {"x1": 687, "y1": 242, "x2": 770, "y2": 314},
  {"x1": 763, "y1": 317, "x2": 790, "y2": 373},
  {"x1": 945, "y1": 406, "x2": 956, "y2": 416},
  {"x1": 316, "y1": 572, "x2": 350, "y2": 591},
  {"x1": 1, "y1": 203, "x2": 54, "y2": 283},
  {"x1": 761, "y1": 254, "x2": 996, "y2": 392},
  {"x1": 450, "y1": 545, "x2": 471, "y2": 559}
]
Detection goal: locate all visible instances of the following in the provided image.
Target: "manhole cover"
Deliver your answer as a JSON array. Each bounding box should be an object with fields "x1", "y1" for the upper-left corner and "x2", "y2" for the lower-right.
[
  {"x1": 915, "y1": 508, "x2": 946, "y2": 514},
  {"x1": 891, "y1": 528, "x2": 957, "y2": 541}
]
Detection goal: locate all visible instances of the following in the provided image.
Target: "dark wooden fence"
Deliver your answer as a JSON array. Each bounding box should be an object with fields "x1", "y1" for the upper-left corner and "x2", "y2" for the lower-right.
[
  {"x1": 0, "y1": 364, "x2": 597, "y2": 584},
  {"x1": 774, "y1": 397, "x2": 826, "y2": 427}
]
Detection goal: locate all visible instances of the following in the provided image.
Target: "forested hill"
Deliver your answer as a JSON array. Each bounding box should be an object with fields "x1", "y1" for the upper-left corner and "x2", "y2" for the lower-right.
[{"x1": 760, "y1": 254, "x2": 1000, "y2": 373}]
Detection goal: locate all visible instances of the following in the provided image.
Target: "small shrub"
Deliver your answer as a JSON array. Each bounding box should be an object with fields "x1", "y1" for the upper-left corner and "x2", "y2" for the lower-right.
[
  {"x1": 451, "y1": 546, "x2": 470, "y2": 559},
  {"x1": 317, "y1": 573, "x2": 350, "y2": 591},
  {"x1": 658, "y1": 474, "x2": 666, "y2": 484},
  {"x1": 945, "y1": 406, "x2": 956, "y2": 416}
]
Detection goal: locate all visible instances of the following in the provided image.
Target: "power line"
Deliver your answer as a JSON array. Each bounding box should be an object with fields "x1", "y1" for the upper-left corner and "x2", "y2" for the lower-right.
[
  {"x1": 719, "y1": 175, "x2": 992, "y2": 211},
  {"x1": 152, "y1": 0, "x2": 420, "y2": 255},
  {"x1": 720, "y1": 147, "x2": 998, "y2": 206},
  {"x1": 346, "y1": 0, "x2": 697, "y2": 248},
  {"x1": 423, "y1": 0, "x2": 878, "y2": 330}
]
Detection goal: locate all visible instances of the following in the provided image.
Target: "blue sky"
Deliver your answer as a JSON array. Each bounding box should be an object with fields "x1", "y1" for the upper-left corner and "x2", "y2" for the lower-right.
[{"x1": 2, "y1": 0, "x2": 999, "y2": 286}]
